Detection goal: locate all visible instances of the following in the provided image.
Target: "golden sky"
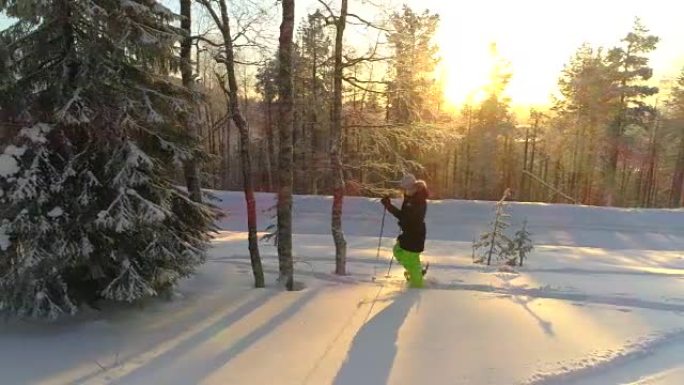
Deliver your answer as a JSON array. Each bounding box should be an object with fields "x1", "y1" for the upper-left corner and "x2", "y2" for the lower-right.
[
  {"x1": 4, "y1": 0, "x2": 682, "y2": 110},
  {"x1": 295, "y1": 0, "x2": 684, "y2": 109},
  {"x1": 414, "y1": 0, "x2": 684, "y2": 108}
]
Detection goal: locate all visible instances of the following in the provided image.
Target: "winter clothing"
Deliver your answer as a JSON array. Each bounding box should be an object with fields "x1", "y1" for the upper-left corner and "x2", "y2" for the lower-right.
[
  {"x1": 382, "y1": 179, "x2": 428, "y2": 253},
  {"x1": 393, "y1": 243, "x2": 424, "y2": 288},
  {"x1": 396, "y1": 173, "x2": 418, "y2": 190},
  {"x1": 381, "y1": 176, "x2": 428, "y2": 288}
]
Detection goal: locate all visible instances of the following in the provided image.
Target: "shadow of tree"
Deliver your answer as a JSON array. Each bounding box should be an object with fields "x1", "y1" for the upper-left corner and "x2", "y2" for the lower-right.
[
  {"x1": 494, "y1": 272, "x2": 555, "y2": 337},
  {"x1": 512, "y1": 295, "x2": 555, "y2": 337},
  {"x1": 111, "y1": 289, "x2": 318, "y2": 385},
  {"x1": 333, "y1": 290, "x2": 420, "y2": 385}
]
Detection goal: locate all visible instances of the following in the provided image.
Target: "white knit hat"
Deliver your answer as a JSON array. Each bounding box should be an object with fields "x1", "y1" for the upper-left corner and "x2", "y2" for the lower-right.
[{"x1": 395, "y1": 173, "x2": 417, "y2": 190}]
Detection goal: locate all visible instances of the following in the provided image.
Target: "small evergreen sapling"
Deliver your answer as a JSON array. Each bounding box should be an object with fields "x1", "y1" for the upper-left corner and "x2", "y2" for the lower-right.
[
  {"x1": 261, "y1": 197, "x2": 279, "y2": 246},
  {"x1": 510, "y1": 219, "x2": 533, "y2": 267},
  {"x1": 473, "y1": 189, "x2": 513, "y2": 265}
]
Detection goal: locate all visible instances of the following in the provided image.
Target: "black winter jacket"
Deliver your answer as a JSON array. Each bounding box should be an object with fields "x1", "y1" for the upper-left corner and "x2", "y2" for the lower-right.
[{"x1": 386, "y1": 185, "x2": 428, "y2": 253}]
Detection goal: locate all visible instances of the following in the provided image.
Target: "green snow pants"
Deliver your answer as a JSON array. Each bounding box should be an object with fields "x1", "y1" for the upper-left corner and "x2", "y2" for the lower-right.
[{"x1": 393, "y1": 243, "x2": 424, "y2": 288}]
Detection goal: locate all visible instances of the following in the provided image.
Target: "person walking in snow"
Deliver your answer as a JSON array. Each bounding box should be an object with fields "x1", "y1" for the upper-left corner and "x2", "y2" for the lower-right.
[{"x1": 381, "y1": 174, "x2": 428, "y2": 288}]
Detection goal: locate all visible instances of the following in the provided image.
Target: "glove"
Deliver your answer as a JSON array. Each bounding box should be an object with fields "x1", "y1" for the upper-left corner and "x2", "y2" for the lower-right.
[{"x1": 380, "y1": 196, "x2": 391, "y2": 208}]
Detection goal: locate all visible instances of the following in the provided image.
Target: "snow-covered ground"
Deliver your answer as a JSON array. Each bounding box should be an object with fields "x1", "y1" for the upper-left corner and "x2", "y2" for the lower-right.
[{"x1": 2, "y1": 191, "x2": 684, "y2": 385}]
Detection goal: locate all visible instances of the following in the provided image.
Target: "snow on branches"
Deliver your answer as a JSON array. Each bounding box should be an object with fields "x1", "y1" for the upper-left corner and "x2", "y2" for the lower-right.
[
  {"x1": 472, "y1": 188, "x2": 534, "y2": 268},
  {"x1": 0, "y1": 0, "x2": 215, "y2": 318}
]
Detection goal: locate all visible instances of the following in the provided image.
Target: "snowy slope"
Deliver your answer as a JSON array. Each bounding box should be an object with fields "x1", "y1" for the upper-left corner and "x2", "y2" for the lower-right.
[
  {"x1": 217, "y1": 192, "x2": 684, "y2": 250},
  {"x1": 1, "y1": 192, "x2": 683, "y2": 385}
]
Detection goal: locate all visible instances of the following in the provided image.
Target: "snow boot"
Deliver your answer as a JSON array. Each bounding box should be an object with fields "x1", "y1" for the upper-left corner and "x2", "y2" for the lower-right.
[{"x1": 404, "y1": 262, "x2": 429, "y2": 281}]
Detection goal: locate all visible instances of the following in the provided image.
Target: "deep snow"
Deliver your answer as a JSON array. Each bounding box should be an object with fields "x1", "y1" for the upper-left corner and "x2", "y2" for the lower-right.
[{"x1": 1, "y1": 191, "x2": 683, "y2": 385}]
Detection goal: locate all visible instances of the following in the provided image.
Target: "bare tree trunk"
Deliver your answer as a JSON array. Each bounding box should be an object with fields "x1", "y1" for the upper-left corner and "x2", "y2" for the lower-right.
[
  {"x1": 199, "y1": 0, "x2": 264, "y2": 288},
  {"x1": 619, "y1": 159, "x2": 630, "y2": 205},
  {"x1": 529, "y1": 125, "x2": 537, "y2": 201},
  {"x1": 452, "y1": 146, "x2": 458, "y2": 197},
  {"x1": 266, "y1": 99, "x2": 275, "y2": 192},
  {"x1": 464, "y1": 105, "x2": 472, "y2": 199},
  {"x1": 606, "y1": 116, "x2": 624, "y2": 206},
  {"x1": 645, "y1": 119, "x2": 659, "y2": 207},
  {"x1": 570, "y1": 126, "x2": 579, "y2": 195},
  {"x1": 553, "y1": 159, "x2": 562, "y2": 202},
  {"x1": 670, "y1": 136, "x2": 684, "y2": 207},
  {"x1": 309, "y1": 42, "x2": 319, "y2": 194},
  {"x1": 521, "y1": 123, "x2": 530, "y2": 200},
  {"x1": 180, "y1": 0, "x2": 202, "y2": 203},
  {"x1": 575, "y1": 123, "x2": 588, "y2": 199},
  {"x1": 225, "y1": 117, "x2": 232, "y2": 189},
  {"x1": 505, "y1": 135, "x2": 513, "y2": 191},
  {"x1": 331, "y1": 0, "x2": 348, "y2": 275},
  {"x1": 277, "y1": 0, "x2": 295, "y2": 290},
  {"x1": 264, "y1": 140, "x2": 273, "y2": 192}
]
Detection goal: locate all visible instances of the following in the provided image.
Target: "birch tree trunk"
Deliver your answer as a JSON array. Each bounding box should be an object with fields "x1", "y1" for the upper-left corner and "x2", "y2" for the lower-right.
[
  {"x1": 277, "y1": 0, "x2": 296, "y2": 290},
  {"x1": 331, "y1": 0, "x2": 348, "y2": 275},
  {"x1": 198, "y1": 0, "x2": 264, "y2": 288}
]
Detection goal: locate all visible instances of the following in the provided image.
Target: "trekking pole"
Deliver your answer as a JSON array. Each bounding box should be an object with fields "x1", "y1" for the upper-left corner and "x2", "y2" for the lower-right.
[
  {"x1": 385, "y1": 250, "x2": 395, "y2": 278},
  {"x1": 372, "y1": 206, "x2": 387, "y2": 281},
  {"x1": 384, "y1": 202, "x2": 394, "y2": 277}
]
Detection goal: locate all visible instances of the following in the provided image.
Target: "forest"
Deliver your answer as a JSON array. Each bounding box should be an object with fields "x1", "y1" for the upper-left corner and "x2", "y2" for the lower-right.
[
  {"x1": 0, "y1": 0, "x2": 683, "y2": 314},
  {"x1": 182, "y1": 3, "x2": 684, "y2": 209}
]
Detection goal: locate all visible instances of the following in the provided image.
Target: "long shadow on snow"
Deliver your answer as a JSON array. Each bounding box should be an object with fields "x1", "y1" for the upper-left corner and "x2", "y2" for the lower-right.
[
  {"x1": 117, "y1": 288, "x2": 319, "y2": 385},
  {"x1": 209, "y1": 255, "x2": 684, "y2": 279},
  {"x1": 220, "y1": 260, "x2": 684, "y2": 315},
  {"x1": 333, "y1": 290, "x2": 419, "y2": 385},
  {"x1": 219, "y1": 258, "x2": 684, "y2": 318},
  {"x1": 515, "y1": 296, "x2": 555, "y2": 337},
  {"x1": 429, "y1": 282, "x2": 684, "y2": 313},
  {"x1": 492, "y1": 273, "x2": 556, "y2": 337},
  {"x1": 104, "y1": 289, "x2": 279, "y2": 385},
  {"x1": 193, "y1": 288, "x2": 319, "y2": 384}
]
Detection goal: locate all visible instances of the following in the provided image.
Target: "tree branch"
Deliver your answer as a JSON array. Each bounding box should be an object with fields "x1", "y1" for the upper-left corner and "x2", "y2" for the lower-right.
[
  {"x1": 316, "y1": 0, "x2": 337, "y2": 20},
  {"x1": 343, "y1": 77, "x2": 386, "y2": 94},
  {"x1": 346, "y1": 13, "x2": 390, "y2": 31},
  {"x1": 343, "y1": 55, "x2": 391, "y2": 68},
  {"x1": 192, "y1": 35, "x2": 222, "y2": 48},
  {"x1": 196, "y1": 0, "x2": 224, "y2": 30},
  {"x1": 342, "y1": 76, "x2": 387, "y2": 85}
]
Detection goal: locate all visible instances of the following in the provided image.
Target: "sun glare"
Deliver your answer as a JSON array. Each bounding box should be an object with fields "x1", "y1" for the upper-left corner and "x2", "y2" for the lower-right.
[
  {"x1": 440, "y1": 46, "x2": 493, "y2": 107},
  {"x1": 436, "y1": 28, "x2": 555, "y2": 110},
  {"x1": 420, "y1": 0, "x2": 684, "y2": 110}
]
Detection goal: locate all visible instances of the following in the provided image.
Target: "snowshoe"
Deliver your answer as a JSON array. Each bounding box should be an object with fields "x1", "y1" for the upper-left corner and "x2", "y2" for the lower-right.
[
  {"x1": 403, "y1": 262, "x2": 430, "y2": 281},
  {"x1": 422, "y1": 262, "x2": 429, "y2": 276}
]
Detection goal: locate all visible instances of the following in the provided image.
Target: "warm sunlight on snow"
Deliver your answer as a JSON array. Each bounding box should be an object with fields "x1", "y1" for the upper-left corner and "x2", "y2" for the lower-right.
[{"x1": 3, "y1": 0, "x2": 684, "y2": 383}]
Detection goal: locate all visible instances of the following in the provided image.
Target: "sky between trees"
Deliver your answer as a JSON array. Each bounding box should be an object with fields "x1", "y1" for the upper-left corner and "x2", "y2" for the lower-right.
[{"x1": 3, "y1": 0, "x2": 684, "y2": 112}]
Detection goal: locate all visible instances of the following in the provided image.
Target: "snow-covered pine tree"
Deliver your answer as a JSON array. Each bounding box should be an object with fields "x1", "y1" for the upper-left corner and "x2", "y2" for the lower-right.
[
  {"x1": 510, "y1": 218, "x2": 533, "y2": 267},
  {"x1": 0, "y1": 0, "x2": 216, "y2": 318},
  {"x1": 473, "y1": 189, "x2": 513, "y2": 265}
]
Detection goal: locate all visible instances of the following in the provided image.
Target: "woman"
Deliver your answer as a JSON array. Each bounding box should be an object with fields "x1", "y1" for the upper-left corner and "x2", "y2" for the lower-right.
[{"x1": 381, "y1": 174, "x2": 428, "y2": 288}]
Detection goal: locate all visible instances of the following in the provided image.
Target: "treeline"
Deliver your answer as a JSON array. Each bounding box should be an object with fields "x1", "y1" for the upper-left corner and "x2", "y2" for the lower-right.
[{"x1": 194, "y1": 7, "x2": 683, "y2": 208}]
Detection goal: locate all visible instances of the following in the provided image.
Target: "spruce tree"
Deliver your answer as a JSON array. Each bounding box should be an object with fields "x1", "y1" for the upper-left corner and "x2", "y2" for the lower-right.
[
  {"x1": 386, "y1": 6, "x2": 440, "y2": 123},
  {"x1": 0, "y1": 0, "x2": 216, "y2": 318},
  {"x1": 510, "y1": 219, "x2": 533, "y2": 267},
  {"x1": 551, "y1": 44, "x2": 616, "y2": 204},
  {"x1": 473, "y1": 189, "x2": 513, "y2": 265},
  {"x1": 296, "y1": 11, "x2": 332, "y2": 194},
  {"x1": 666, "y1": 68, "x2": 684, "y2": 207},
  {"x1": 604, "y1": 18, "x2": 659, "y2": 206}
]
